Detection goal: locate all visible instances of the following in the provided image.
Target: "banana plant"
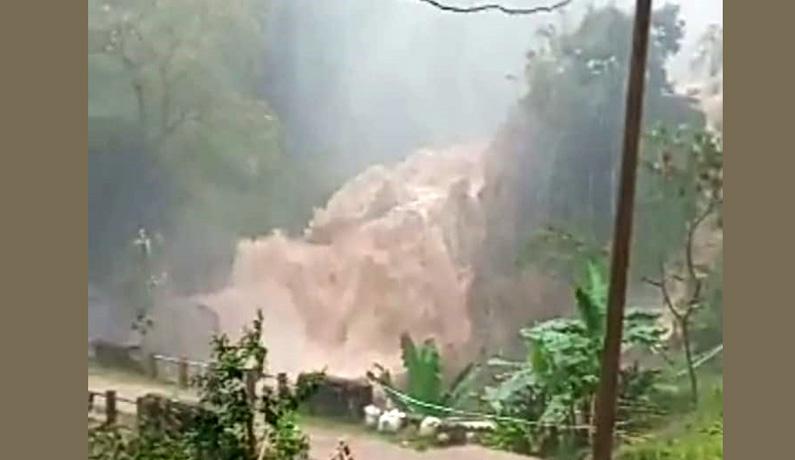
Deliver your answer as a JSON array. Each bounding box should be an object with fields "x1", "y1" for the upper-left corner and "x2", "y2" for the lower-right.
[
  {"x1": 484, "y1": 256, "x2": 667, "y2": 437},
  {"x1": 396, "y1": 333, "x2": 482, "y2": 416}
]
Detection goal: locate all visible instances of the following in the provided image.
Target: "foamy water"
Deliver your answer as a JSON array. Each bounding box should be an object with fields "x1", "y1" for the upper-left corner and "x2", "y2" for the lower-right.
[{"x1": 192, "y1": 144, "x2": 489, "y2": 377}]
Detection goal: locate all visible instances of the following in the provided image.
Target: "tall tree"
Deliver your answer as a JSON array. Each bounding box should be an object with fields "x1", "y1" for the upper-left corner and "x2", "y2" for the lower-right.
[
  {"x1": 88, "y1": 0, "x2": 282, "y2": 294},
  {"x1": 517, "y1": 4, "x2": 705, "y2": 244}
]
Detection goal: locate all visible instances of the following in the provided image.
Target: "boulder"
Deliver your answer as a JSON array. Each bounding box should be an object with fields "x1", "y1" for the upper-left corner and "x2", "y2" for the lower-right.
[{"x1": 418, "y1": 416, "x2": 442, "y2": 437}]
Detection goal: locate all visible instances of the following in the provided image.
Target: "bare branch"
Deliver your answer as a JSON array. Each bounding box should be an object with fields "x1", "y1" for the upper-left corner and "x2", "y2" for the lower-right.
[
  {"x1": 416, "y1": 0, "x2": 573, "y2": 15},
  {"x1": 654, "y1": 261, "x2": 683, "y2": 321},
  {"x1": 641, "y1": 276, "x2": 662, "y2": 289},
  {"x1": 684, "y1": 199, "x2": 718, "y2": 307}
]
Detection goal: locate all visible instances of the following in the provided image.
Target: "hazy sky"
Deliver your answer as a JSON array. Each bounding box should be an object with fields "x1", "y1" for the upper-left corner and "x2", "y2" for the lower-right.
[
  {"x1": 265, "y1": 0, "x2": 723, "y2": 178},
  {"x1": 654, "y1": 0, "x2": 723, "y2": 82}
]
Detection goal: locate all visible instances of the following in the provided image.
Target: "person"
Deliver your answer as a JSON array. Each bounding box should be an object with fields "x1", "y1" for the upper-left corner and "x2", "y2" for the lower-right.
[{"x1": 330, "y1": 439, "x2": 353, "y2": 460}]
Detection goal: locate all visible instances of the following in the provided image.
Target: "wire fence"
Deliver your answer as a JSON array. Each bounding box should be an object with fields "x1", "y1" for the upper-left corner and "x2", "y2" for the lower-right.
[
  {"x1": 92, "y1": 346, "x2": 723, "y2": 434},
  {"x1": 374, "y1": 378, "x2": 621, "y2": 432},
  {"x1": 367, "y1": 346, "x2": 725, "y2": 434},
  {"x1": 675, "y1": 343, "x2": 723, "y2": 377}
]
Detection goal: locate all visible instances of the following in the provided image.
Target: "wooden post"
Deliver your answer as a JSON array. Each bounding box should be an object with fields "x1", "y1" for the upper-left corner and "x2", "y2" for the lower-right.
[
  {"x1": 277, "y1": 372, "x2": 289, "y2": 399},
  {"x1": 178, "y1": 357, "x2": 189, "y2": 388},
  {"x1": 244, "y1": 368, "x2": 259, "y2": 460},
  {"x1": 591, "y1": 1, "x2": 653, "y2": 459},
  {"x1": 245, "y1": 369, "x2": 257, "y2": 404},
  {"x1": 105, "y1": 390, "x2": 117, "y2": 425},
  {"x1": 148, "y1": 353, "x2": 158, "y2": 380}
]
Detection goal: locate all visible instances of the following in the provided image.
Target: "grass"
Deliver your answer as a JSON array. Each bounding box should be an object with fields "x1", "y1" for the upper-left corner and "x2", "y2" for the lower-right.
[{"x1": 616, "y1": 370, "x2": 723, "y2": 460}]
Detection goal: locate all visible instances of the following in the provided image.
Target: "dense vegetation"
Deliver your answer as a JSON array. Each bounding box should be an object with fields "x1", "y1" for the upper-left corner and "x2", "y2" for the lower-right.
[
  {"x1": 481, "y1": 258, "x2": 666, "y2": 455},
  {"x1": 89, "y1": 311, "x2": 325, "y2": 460},
  {"x1": 514, "y1": 4, "x2": 705, "y2": 258},
  {"x1": 89, "y1": 0, "x2": 290, "y2": 298}
]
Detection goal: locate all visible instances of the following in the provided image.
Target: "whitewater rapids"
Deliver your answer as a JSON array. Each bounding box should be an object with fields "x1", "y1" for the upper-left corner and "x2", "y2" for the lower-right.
[{"x1": 188, "y1": 144, "x2": 489, "y2": 377}]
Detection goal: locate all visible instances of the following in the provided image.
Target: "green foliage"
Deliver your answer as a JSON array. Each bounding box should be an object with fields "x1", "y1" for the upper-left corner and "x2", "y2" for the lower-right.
[
  {"x1": 484, "y1": 257, "x2": 666, "y2": 455},
  {"x1": 188, "y1": 311, "x2": 268, "y2": 460},
  {"x1": 190, "y1": 310, "x2": 323, "y2": 460},
  {"x1": 88, "y1": 0, "x2": 285, "y2": 293},
  {"x1": 482, "y1": 421, "x2": 534, "y2": 455},
  {"x1": 263, "y1": 412, "x2": 311, "y2": 460},
  {"x1": 440, "y1": 362, "x2": 481, "y2": 409},
  {"x1": 517, "y1": 225, "x2": 608, "y2": 284},
  {"x1": 515, "y1": 4, "x2": 704, "y2": 245},
  {"x1": 395, "y1": 333, "x2": 481, "y2": 415},
  {"x1": 637, "y1": 125, "x2": 723, "y2": 404},
  {"x1": 575, "y1": 258, "x2": 608, "y2": 338},
  {"x1": 89, "y1": 425, "x2": 192, "y2": 460},
  {"x1": 635, "y1": 125, "x2": 723, "y2": 278},
  {"x1": 619, "y1": 385, "x2": 723, "y2": 460},
  {"x1": 400, "y1": 333, "x2": 443, "y2": 406},
  {"x1": 88, "y1": 312, "x2": 322, "y2": 460}
]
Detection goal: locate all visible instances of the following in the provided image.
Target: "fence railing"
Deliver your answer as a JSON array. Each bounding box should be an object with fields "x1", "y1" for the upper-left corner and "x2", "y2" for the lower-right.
[
  {"x1": 147, "y1": 354, "x2": 208, "y2": 388},
  {"x1": 147, "y1": 353, "x2": 280, "y2": 390},
  {"x1": 88, "y1": 389, "x2": 136, "y2": 425}
]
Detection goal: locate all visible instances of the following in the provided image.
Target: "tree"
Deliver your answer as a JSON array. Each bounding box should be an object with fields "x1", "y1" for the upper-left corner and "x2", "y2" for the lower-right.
[
  {"x1": 191, "y1": 310, "x2": 325, "y2": 460},
  {"x1": 89, "y1": 312, "x2": 325, "y2": 460},
  {"x1": 88, "y1": 0, "x2": 283, "y2": 294},
  {"x1": 516, "y1": 4, "x2": 705, "y2": 244},
  {"x1": 516, "y1": 225, "x2": 610, "y2": 286},
  {"x1": 639, "y1": 126, "x2": 723, "y2": 405}
]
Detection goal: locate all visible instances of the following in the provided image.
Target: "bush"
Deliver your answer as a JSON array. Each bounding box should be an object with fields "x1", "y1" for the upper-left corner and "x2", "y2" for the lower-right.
[
  {"x1": 483, "y1": 258, "x2": 666, "y2": 455},
  {"x1": 89, "y1": 425, "x2": 191, "y2": 460},
  {"x1": 88, "y1": 311, "x2": 323, "y2": 460}
]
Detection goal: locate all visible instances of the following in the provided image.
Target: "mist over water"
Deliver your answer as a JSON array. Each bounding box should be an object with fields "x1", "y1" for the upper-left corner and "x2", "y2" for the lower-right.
[{"x1": 263, "y1": 0, "x2": 552, "y2": 179}]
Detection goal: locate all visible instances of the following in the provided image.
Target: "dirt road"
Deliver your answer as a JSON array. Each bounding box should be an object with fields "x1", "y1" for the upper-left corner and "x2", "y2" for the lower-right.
[{"x1": 88, "y1": 365, "x2": 539, "y2": 460}]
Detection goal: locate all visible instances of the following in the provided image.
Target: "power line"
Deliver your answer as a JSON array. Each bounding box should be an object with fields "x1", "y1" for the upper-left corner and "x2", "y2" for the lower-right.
[{"x1": 416, "y1": 0, "x2": 573, "y2": 16}]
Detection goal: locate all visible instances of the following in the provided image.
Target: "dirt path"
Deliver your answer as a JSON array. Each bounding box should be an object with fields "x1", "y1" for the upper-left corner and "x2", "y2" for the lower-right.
[
  {"x1": 88, "y1": 365, "x2": 539, "y2": 460},
  {"x1": 307, "y1": 424, "x2": 538, "y2": 460}
]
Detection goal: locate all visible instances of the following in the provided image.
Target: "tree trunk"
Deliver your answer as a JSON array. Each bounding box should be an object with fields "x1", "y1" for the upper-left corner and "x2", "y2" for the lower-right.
[
  {"x1": 680, "y1": 318, "x2": 699, "y2": 405},
  {"x1": 245, "y1": 414, "x2": 256, "y2": 460}
]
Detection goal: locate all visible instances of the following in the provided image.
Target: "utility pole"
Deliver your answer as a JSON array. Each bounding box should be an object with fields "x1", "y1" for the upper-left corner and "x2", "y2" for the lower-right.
[{"x1": 591, "y1": 1, "x2": 653, "y2": 459}]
